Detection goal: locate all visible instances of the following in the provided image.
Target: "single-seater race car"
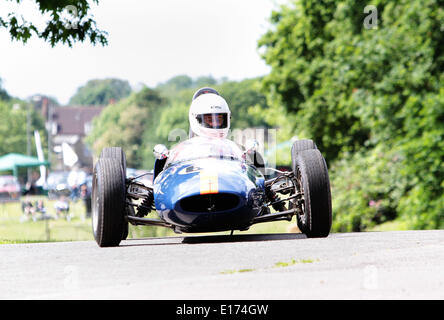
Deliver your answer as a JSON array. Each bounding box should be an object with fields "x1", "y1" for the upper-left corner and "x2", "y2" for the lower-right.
[{"x1": 91, "y1": 137, "x2": 332, "y2": 247}]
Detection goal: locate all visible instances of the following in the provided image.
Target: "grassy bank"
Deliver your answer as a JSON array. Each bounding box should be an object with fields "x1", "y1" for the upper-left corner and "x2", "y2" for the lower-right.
[{"x1": 0, "y1": 196, "x2": 93, "y2": 243}]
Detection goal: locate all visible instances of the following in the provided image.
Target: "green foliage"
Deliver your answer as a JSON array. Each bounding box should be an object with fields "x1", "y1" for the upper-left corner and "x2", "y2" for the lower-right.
[
  {"x1": 215, "y1": 78, "x2": 270, "y2": 129},
  {"x1": 154, "y1": 101, "x2": 189, "y2": 147},
  {"x1": 69, "y1": 78, "x2": 132, "y2": 106},
  {"x1": 156, "y1": 75, "x2": 194, "y2": 91},
  {"x1": 0, "y1": 0, "x2": 108, "y2": 46},
  {"x1": 330, "y1": 146, "x2": 408, "y2": 232},
  {"x1": 85, "y1": 87, "x2": 164, "y2": 168},
  {"x1": 0, "y1": 91, "x2": 47, "y2": 185},
  {"x1": 194, "y1": 76, "x2": 218, "y2": 88},
  {"x1": 260, "y1": 0, "x2": 444, "y2": 230},
  {"x1": 0, "y1": 99, "x2": 47, "y2": 157},
  {"x1": 156, "y1": 74, "x2": 219, "y2": 93},
  {"x1": 0, "y1": 78, "x2": 10, "y2": 101}
]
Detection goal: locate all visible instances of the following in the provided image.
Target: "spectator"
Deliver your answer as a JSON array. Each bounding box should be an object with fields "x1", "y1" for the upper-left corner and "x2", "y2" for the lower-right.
[
  {"x1": 54, "y1": 196, "x2": 70, "y2": 221},
  {"x1": 67, "y1": 167, "x2": 87, "y2": 201},
  {"x1": 23, "y1": 181, "x2": 37, "y2": 195},
  {"x1": 80, "y1": 183, "x2": 92, "y2": 218},
  {"x1": 20, "y1": 197, "x2": 35, "y2": 222},
  {"x1": 23, "y1": 171, "x2": 41, "y2": 196},
  {"x1": 34, "y1": 199, "x2": 52, "y2": 220},
  {"x1": 35, "y1": 199, "x2": 46, "y2": 214}
]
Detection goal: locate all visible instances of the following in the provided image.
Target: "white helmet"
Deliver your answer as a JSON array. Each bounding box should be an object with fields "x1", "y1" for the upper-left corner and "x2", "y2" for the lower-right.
[{"x1": 189, "y1": 88, "x2": 231, "y2": 139}]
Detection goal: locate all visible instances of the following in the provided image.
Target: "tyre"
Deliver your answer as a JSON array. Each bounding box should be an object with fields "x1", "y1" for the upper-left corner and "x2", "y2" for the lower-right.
[
  {"x1": 291, "y1": 139, "x2": 317, "y2": 157},
  {"x1": 92, "y1": 158, "x2": 126, "y2": 247},
  {"x1": 99, "y1": 147, "x2": 129, "y2": 240},
  {"x1": 100, "y1": 147, "x2": 127, "y2": 175},
  {"x1": 292, "y1": 149, "x2": 332, "y2": 238}
]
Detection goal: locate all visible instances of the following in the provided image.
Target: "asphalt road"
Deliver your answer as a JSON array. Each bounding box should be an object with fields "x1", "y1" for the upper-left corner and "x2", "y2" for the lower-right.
[{"x1": 1, "y1": 230, "x2": 443, "y2": 300}]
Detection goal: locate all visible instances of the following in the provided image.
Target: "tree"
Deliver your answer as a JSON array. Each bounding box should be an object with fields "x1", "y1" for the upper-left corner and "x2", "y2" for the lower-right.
[
  {"x1": 193, "y1": 75, "x2": 218, "y2": 88},
  {"x1": 0, "y1": 0, "x2": 107, "y2": 47},
  {"x1": 85, "y1": 87, "x2": 164, "y2": 168},
  {"x1": 69, "y1": 78, "x2": 132, "y2": 106},
  {"x1": 215, "y1": 78, "x2": 271, "y2": 130},
  {"x1": 0, "y1": 78, "x2": 10, "y2": 101},
  {"x1": 259, "y1": 0, "x2": 444, "y2": 230},
  {"x1": 156, "y1": 75, "x2": 222, "y2": 97},
  {"x1": 0, "y1": 99, "x2": 47, "y2": 157},
  {"x1": 258, "y1": 0, "x2": 370, "y2": 162},
  {"x1": 156, "y1": 75, "x2": 193, "y2": 92}
]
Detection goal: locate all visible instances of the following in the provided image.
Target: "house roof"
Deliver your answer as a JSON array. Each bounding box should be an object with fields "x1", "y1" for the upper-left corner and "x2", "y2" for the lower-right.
[{"x1": 52, "y1": 106, "x2": 104, "y2": 136}]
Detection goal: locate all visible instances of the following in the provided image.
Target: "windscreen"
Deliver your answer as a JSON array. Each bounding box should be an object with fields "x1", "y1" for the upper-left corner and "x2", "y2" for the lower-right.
[{"x1": 166, "y1": 136, "x2": 243, "y2": 166}]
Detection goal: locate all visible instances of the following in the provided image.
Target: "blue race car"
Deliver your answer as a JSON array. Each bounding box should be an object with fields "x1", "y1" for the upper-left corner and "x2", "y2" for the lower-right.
[{"x1": 91, "y1": 137, "x2": 332, "y2": 247}]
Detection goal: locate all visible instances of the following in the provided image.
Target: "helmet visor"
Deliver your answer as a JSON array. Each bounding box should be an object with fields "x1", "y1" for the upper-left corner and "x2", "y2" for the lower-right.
[{"x1": 197, "y1": 113, "x2": 228, "y2": 129}]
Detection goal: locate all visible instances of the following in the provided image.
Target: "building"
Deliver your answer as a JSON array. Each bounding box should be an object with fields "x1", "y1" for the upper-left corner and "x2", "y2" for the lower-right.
[{"x1": 50, "y1": 105, "x2": 104, "y2": 170}]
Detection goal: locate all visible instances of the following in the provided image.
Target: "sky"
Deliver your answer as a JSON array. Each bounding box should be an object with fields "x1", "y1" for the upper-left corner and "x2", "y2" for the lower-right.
[{"x1": 0, "y1": 0, "x2": 285, "y2": 105}]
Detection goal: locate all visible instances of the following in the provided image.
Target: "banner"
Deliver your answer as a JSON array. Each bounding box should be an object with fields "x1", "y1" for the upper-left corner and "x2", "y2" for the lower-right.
[
  {"x1": 62, "y1": 142, "x2": 79, "y2": 167},
  {"x1": 34, "y1": 130, "x2": 46, "y2": 186}
]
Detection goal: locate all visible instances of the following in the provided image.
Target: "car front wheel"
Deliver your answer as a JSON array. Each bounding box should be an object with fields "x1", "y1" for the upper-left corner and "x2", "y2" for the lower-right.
[
  {"x1": 292, "y1": 149, "x2": 332, "y2": 238},
  {"x1": 92, "y1": 158, "x2": 126, "y2": 247}
]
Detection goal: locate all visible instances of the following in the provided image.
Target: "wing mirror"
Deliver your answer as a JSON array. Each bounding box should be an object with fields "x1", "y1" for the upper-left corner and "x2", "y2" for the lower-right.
[
  {"x1": 153, "y1": 144, "x2": 169, "y2": 160},
  {"x1": 244, "y1": 139, "x2": 259, "y2": 154},
  {"x1": 241, "y1": 139, "x2": 259, "y2": 162}
]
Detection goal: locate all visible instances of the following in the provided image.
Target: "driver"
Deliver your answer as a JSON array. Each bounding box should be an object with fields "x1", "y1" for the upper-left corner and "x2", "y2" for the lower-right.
[
  {"x1": 154, "y1": 87, "x2": 265, "y2": 178},
  {"x1": 189, "y1": 88, "x2": 264, "y2": 172},
  {"x1": 154, "y1": 87, "x2": 231, "y2": 178},
  {"x1": 188, "y1": 87, "x2": 231, "y2": 139}
]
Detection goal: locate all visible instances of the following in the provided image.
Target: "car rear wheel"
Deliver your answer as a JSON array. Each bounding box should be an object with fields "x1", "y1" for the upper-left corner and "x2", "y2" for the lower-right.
[
  {"x1": 292, "y1": 149, "x2": 332, "y2": 238},
  {"x1": 291, "y1": 139, "x2": 317, "y2": 157},
  {"x1": 92, "y1": 158, "x2": 126, "y2": 247}
]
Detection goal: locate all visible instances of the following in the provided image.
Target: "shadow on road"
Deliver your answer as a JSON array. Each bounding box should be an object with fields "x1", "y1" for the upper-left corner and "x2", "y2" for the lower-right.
[
  {"x1": 182, "y1": 233, "x2": 306, "y2": 244},
  {"x1": 121, "y1": 233, "x2": 306, "y2": 247}
]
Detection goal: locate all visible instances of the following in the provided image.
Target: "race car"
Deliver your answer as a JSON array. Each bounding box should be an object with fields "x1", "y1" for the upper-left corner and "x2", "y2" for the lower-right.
[{"x1": 91, "y1": 137, "x2": 332, "y2": 247}]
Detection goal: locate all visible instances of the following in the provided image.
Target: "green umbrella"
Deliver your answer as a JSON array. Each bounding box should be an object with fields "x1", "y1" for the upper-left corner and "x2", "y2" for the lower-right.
[{"x1": 0, "y1": 153, "x2": 49, "y2": 178}]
